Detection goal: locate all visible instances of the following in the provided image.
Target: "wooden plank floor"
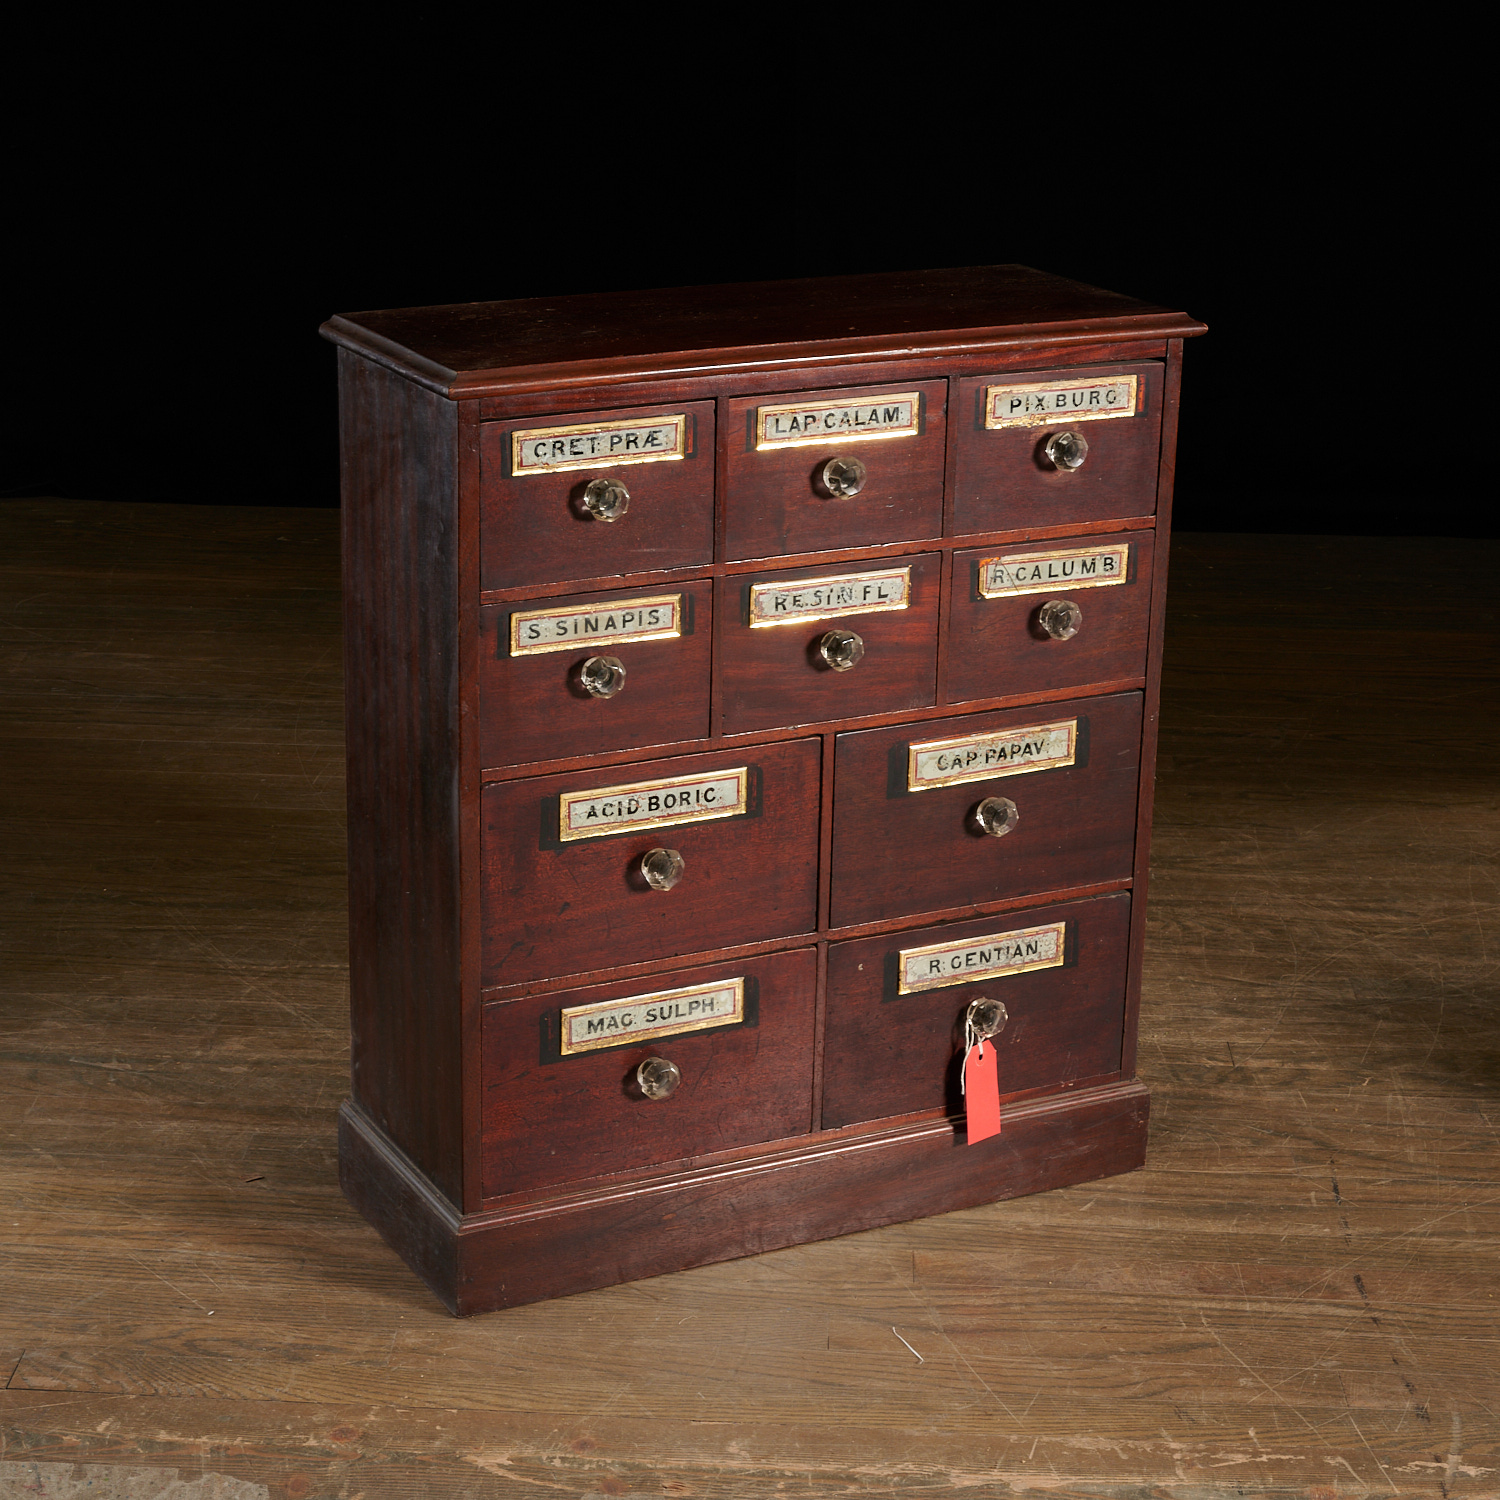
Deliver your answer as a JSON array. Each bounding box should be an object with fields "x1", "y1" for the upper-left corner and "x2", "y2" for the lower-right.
[{"x1": 1, "y1": 500, "x2": 1496, "y2": 1499}]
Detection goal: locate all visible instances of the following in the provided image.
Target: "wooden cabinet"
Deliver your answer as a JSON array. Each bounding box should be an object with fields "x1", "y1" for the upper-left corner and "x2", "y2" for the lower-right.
[{"x1": 323, "y1": 265, "x2": 1205, "y2": 1315}]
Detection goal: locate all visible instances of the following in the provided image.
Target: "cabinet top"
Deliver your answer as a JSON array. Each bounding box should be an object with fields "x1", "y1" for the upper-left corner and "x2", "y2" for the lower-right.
[{"x1": 320, "y1": 264, "x2": 1205, "y2": 400}]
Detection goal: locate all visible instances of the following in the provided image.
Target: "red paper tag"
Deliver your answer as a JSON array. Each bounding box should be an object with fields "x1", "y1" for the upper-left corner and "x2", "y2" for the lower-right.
[{"x1": 963, "y1": 1042, "x2": 1002, "y2": 1144}]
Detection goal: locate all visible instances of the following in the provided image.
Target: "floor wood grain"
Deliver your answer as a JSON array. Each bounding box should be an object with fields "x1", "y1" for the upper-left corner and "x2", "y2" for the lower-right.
[{"x1": 2, "y1": 501, "x2": 1496, "y2": 1498}]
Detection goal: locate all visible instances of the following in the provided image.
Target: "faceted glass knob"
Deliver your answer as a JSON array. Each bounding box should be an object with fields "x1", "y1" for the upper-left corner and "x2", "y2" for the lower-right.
[
  {"x1": 973, "y1": 796, "x2": 1019, "y2": 838},
  {"x1": 817, "y1": 628, "x2": 865, "y2": 672},
  {"x1": 1043, "y1": 430, "x2": 1089, "y2": 471},
  {"x1": 1037, "y1": 598, "x2": 1082, "y2": 641},
  {"x1": 966, "y1": 997, "x2": 1008, "y2": 1040},
  {"x1": 820, "y1": 456, "x2": 868, "y2": 497},
  {"x1": 578, "y1": 654, "x2": 627, "y2": 698},
  {"x1": 637, "y1": 1057, "x2": 681, "y2": 1100},
  {"x1": 582, "y1": 477, "x2": 631, "y2": 521},
  {"x1": 639, "y1": 847, "x2": 685, "y2": 890}
]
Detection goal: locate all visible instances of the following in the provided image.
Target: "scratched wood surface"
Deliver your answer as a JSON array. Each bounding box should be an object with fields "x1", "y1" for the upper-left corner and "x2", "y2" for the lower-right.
[{"x1": 1, "y1": 500, "x2": 1496, "y2": 1499}]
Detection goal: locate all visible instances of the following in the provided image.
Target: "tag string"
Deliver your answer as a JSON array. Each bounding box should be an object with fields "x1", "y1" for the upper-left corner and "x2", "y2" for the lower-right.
[{"x1": 960, "y1": 1020, "x2": 984, "y2": 1095}]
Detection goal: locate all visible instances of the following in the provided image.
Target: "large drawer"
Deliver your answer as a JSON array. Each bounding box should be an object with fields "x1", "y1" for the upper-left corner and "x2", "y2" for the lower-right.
[
  {"x1": 481, "y1": 739, "x2": 821, "y2": 987},
  {"x1": 481, "y1": 947, "x2": 817, "y2": 1197},
  {"x1": 719, "y1": 554, "x2": 941, "y2": 735},
  {"x1": 949, "y1": 363, "x2": 1163, "y2": 535},
  {"x1": 721, "y1": 380, "x2": 946, "y2": 560},
  {"x1": 480, "y1": 579, "x2": 713, "y2": 768},
  {"x1": 822, "y1": 894, "x2": 1130, "y2": 1129},
  {"x1": 480, "y1": 400, "x2": 715, "y2": 589},
  {"x1": 829, "y1": 693, "x2": 1142, "y2": 928},
  {"x1": 945, "y1": 531, "x2": 1154, "y2": 704}
]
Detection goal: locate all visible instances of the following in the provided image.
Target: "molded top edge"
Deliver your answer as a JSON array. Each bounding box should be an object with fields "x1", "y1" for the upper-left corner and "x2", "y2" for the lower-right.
[{"x1": 320, "y1": 265, "x2": 1206, "y2": 396}]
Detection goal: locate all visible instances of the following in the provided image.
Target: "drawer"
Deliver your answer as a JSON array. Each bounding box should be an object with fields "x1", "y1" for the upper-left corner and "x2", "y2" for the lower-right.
[
  {"x1": 949, "y1": 363, "x2": 1163, "y2": 535},
  {"x1": 719, "y1": 554, "x2": 941, "y2": 735},
  {"x1": 822, "y1": 894, "x2": 1130, "y2": 1129},
  {"x1": 480, "y1": 580, "x2": 712, "y2": 768},
  {"x1": 829, "y1": 693, "x2": 1142, "y2": 928},
  {"x1": 480, "y1": 400, "x2": 715, "y2": 589},
  {"x1": 945, "y1": 531, "x2": 1155, "y2": 704},
  {"x1": 721, "y1": 380, "x2": 946, "y2": 561},
  {"x1": 481, "y1": 947, "x2": 816, "y2": 1197},
  {"x1": 481, "y1": 739, "x2": 821, "y2": 988}
]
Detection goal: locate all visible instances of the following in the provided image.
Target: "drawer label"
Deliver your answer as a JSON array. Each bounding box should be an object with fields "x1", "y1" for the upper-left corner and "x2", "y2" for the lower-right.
[
  {"x1": 560, "y1": 977, "x2": 745, "y2": 1055},
  {"x1": 984, "y1": 375, "x2": 1139, "y2": 429},
  {"x1": 559, "y1": 766, "x2": 749, "y2": 842},
  {"x1": 980, "y1": 545, "x2": 1130, "y2": 598},
  {"x1": 749, "y1": 566, "x2": 910, "y2": 628},
  {"x1": 510, "y1": 593, "x2": 682, "y2": 655},
  {"x1": 756, "y1": 392, "x2": 920, "y2": 450},
  {"x1": 511, "y1": 414, "x2": 688, "y2": 475},
  {"x1": 908, "y1": 719, "x2": 1077, "y2": 790},
  {"x1": 899, "y1": 921, "x2": 1066, "y2": 994}
]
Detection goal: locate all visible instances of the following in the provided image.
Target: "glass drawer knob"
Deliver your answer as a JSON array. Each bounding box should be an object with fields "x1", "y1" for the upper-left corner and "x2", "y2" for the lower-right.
[
  {"x1": 578, "y1": 654, "x2": 627, "y2": 698},
  {"x1": 637, "y1": 1057, "x2": 682, "y2": 1100},
  {"x1": 817, "y1": 628, "x2": 865, "y2": 672},
  {"x1": 966, "y1": 997, "x2": 1008, "y2": 1040},
  {"x1": 1037, "y1": 598, "x2": 1082, "y2": 640},
  {"x1": 820, "y1": 456, "x2": 868, "y2": 497},
  {"x1": 1043, "y1": 430, "x2": 1089, "y2": 471},
  {"x1": 640, "y1": 847, "x2": 685, "y2": 891},
  {"x1": 582, "y1": 477, "x2": 631, "y2": 521},
  {"x1": 974, "y1": 796, "x2": 1019, "y2": 838}
]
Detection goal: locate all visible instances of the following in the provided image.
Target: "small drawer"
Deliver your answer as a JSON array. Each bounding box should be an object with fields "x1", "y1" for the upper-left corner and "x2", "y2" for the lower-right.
[
  {"x1": 721, "y1": 380, "x2": 946, "y2": 561},
  {"x1": 718, "y1": 554, "x2": 941, "y2": 735},
  {"x1": 480, "y1": 580, "x2": 712, "y2": 768},
  {"x1": 822, "y1": 894, "x2": 1130, "y2": 1129},
  {"x1": 480, "y1": 400, "x2": 715, "y2": 590},
  {"x1": 829, "y1": 693, "x2": 1142, "y2": 928},
  {"x1": 945, "y1": 531, "x2": 1154, "y2": 704},
  {"x1": 481, "y1": 947, "x2": 816, "y2": 1197},
  {"x1": 481, "y1": 739, "x2": 821, "y2": 988},
  {"x1": 949, "y1": 363, "x2": 1163, "y2": 535}
]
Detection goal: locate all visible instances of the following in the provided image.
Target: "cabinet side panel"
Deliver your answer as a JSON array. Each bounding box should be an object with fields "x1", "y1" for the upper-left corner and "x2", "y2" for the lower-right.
[
  {"x1": 340, "y1": 350, "x2": 464, "y2": 1206},
  {"x1": 1120, "y1": 338, "x2": 1185, "y2": 1080}
]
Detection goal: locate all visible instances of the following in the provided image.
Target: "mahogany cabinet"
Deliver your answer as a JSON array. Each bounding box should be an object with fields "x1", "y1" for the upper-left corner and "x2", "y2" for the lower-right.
[{"x1": 322, "y1": 266, "x2": 1205, "y2": 1314}]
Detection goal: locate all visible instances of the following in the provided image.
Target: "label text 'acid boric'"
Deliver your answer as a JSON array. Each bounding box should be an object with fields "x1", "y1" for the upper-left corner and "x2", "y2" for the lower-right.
[{"x1": 558, "y1": 768, "x2": 749, "y2": 842}]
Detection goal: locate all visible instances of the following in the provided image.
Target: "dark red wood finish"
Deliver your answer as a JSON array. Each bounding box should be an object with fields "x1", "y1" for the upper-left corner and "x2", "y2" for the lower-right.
[
  {"x1": 322, "y1": 265, "x2": 1203, "y2": 400},
  {"x1": 829, "y1": 693, "x2": 1143, "y2": 928},
  {"x1": 949, "y1": 362, "x2": 1164, "y2": 536},
  {"x1": 480, "y1": 579, "x2": 713, "y2": 769},
  {"x1": 341, "y1": 1078, "x2": 1150, "y2": 1314},
  {"x1": 720, "y1": 380, "x2": 946, "y2": 561},
  {"x1": 324, "y1": 269, "x2": 1204, "y2": 1315},
  {"x1": 339, "y1": 351, "x2": 467, "y2": 1207},
  {"x1": 822, "y1": 893, "x2": 1131, "y2": 1129},
  {"x1": 480, "y1": 739, "x2": 821, "y2": 989},
  {"x1": 944, "y1": 531, "x2": 1155, "y2": 705},
  {"x1": 480, "y1": 948, "x2": 816, "y2": 1197},
  {"x1": 479, "y1": 400, "x2": 714, "y2": 590},
  {"x1": 718, "y1": 553, "x2": 941, "y2": 735}
]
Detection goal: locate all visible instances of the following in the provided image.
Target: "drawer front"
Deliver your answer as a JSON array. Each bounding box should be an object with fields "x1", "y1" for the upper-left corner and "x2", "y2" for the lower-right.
[
  {"x1": 829, "y1": 693, "x2": 1142, "y2": 928},
  {"x1": 481, "y1": 579, "x2": 712, "y2": 769},
  {"x1": 481, "y1": 739, "x2": 821, "y2": 988},
  {"x1": 950, "y1": 363, "x2": 1163, "y2": 535},
  {"x1": 722, "y1": 380, "x2": 946, "y2": 561},
  {"x1": 822, "y1": 894, "x2": 1130, "y2": 1128},
  {"x1": 945, "y1": 531, "x2": 1154, "y2": 704},
  {"x1": 480, "y1": 400, "x2": 715, "y2": 590},
  {"x1": 719, "y1": 554, "x2": 941, "y2": 735},
  {"x1": 481, "y1": 947, "x2": 817, "y2": 1197}
]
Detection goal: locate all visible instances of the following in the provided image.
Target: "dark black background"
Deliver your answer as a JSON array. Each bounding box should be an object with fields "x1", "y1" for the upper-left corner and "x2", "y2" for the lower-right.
[{"x1": 6, "y1": 31, "x2": 1467, "y2": 535}]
